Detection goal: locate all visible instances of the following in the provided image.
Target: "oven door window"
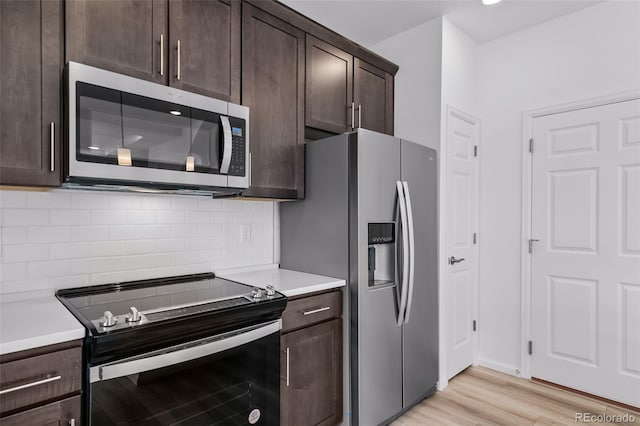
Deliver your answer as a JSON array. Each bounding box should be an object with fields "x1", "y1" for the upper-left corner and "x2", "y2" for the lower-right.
[
  {"x1": 77, "y1": 82, "x2": 222, "y2": 174},
  {"x1": 90, "y1": 332, "x2": 279, "y2": 426}
]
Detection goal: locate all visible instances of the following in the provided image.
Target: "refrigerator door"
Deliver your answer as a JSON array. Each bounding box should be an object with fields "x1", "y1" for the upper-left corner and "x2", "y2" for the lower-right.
[
  {"x1": 351, "y1": 130, "x2": 403, "y2": 426},
  {"x1": 401, "y1": 140, "x2": 439, "y2": 408}
]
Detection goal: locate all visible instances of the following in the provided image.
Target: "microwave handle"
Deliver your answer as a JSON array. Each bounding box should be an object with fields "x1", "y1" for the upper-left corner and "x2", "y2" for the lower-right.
[
  {"x1": 220, "y1": 115, "x2": 232, "y2": 175},
  {"x1": 90, "y1": 320, "x2": 281, "y2": 383}
]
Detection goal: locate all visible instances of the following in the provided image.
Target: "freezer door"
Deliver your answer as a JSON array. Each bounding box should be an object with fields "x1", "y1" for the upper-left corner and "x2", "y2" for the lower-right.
[
  {"x1": 351, "y1": 130, "x2": 403, "y2": 426},
  {"x1": 401, "y1": 141, "x2": 439, "y2": 408}
]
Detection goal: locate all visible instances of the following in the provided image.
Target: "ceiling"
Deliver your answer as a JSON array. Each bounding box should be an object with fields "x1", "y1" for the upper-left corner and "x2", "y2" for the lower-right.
[{"x1": 279, "y1": 0, "x2": 604, "y2": 46}]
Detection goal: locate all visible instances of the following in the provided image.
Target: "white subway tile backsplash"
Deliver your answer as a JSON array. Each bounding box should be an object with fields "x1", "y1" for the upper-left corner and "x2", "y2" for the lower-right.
[
  {"x1": 27, "y1": 226, "x2": 71, "y2": 243},
  {"x1": 69, "y1": 193, "x2": 109, "y2": 209},
  {"x1": 71, "y1": 225, "x2": 109, "y2": 241},
  {"x1": 2, "y1": 209, "x2": 48, "y2": 226},
  {"x1": 3, "y1": 244, "x2": 49, "y2": 262},
  {"x1": 125, "y1": 210, "x2": 157, "y2": 225},
  {"x1": 1, "y1": 227, "x2": 27, "y2": 245},
  {"x1": 27, "y1": 260, "x2": 70, "y2": 279},
  {"x1": 91, "y1": 210, "x2": 126, "y2": 225},
  {"x1": 50, "y1": 209, "x2": 90, "y2": 226},
  {"x1": 108, "y1": 194, "x2": 142, "y2": 210},
  {"x1": 1, "y1": 190, "x2": 275, "y2": 295},
  {"x1": 157, "y1": 210, "x2": 185, "y2": 224},
  {"x1": 49, "y1": 242, "x2": 91, "y2": 260},
  {"x1": 27, "y1": 191, "x2": 70, "y2": 209},
  {"x1": 109, "y1": 225, "x2": 141, "y2": 240},
  {"x1": 0, "y1": 191, "x2": 27, "y2": 208}
]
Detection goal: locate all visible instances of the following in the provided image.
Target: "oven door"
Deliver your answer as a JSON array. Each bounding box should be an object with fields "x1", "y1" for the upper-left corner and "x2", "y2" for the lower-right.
[{"x1": 88, "y1": 320, "x2": 281, "y2": 426}]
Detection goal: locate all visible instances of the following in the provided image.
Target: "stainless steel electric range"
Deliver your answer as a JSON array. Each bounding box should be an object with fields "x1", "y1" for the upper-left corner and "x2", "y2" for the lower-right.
[{"x1": 56, "y1": 273, "x2": 287, "y2": 426}]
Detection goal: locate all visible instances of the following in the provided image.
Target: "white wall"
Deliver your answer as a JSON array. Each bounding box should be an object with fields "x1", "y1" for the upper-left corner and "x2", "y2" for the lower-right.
[
  {"x1": 442, "y1": 18, "x2": 479, "y2": 117},
  {"x1": 0, "y1": 190, "x2": 277, "y2": 296},
  {"x1": 477, "y1": 0, "x2": 640, "y2": 373},
  {"x1": 371, "y1": 17, "x2": 443, "y2": 150}
]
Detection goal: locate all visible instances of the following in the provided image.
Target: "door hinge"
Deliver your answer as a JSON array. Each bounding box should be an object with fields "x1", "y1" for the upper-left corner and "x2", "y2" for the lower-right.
[
  {"x1": 473, "y1": 320, "x2": 477, "y2": 332},
  {"x1": 529, "y1": 138, "x2": 534, "y2": 154},
  {"x1": 473, "y1": 233, "x2": 477, "y2": 244},
  {"x1": 528, "y1": 340, "x2": 533, "y2": 355},
  {"x1": 474, "y1": 145, "x2": 478, "y2": 157},
  {"x1": 528, "y1": 238, "x2": 539, "y2": 254}
]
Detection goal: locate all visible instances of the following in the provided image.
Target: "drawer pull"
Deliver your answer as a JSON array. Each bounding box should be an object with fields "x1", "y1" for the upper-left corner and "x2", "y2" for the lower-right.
[
  {"x1": 0, "y1": 375, "x2": 62, "y2": 395},
  {"x1": 302, "y1": 306, "x2": 331, "y2": 316}
]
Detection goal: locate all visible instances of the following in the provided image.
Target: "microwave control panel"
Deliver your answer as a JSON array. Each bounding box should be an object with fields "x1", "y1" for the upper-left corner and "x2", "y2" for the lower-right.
[{"x1": 227, "y1": 117, "x2": 246, "y2": 177}]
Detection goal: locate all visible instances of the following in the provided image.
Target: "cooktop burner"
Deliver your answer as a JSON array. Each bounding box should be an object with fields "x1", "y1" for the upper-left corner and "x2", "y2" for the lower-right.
[{"x1": 56, "y1": 273, "x2": 287, "y2": 363}]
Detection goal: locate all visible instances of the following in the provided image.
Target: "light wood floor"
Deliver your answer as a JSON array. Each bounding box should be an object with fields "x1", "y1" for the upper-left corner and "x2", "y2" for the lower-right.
[{"x1": 393, "y1": 367, "x2": 640, "y2": 426}]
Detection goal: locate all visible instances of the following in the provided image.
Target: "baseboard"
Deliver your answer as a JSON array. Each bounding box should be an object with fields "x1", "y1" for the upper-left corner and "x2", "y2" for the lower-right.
[{"x1": 477, "y1": 358, "x2": 521, "y2": 377}]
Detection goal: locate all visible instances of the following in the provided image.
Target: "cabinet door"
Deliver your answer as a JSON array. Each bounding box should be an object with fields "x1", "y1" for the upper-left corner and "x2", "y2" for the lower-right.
[
  {"x1": 305, "y1": 35, "x2": 353, "y2": 134},
  {"x1": 66, "y1": 0, "x2": 168, "y2": 84},
  {"x1": 353, "y1": 58, "x2": 394, "y2": 135},
  {"x1": 281, "y1": 319, "x2": 342, "y2": 426},
  {"x1": 0, "y1": 0, "x2": 62, "y2": 187},
  {"x1": 0, "y1": 395, "x2": 80, "y2": 426},
  {"x1": 169, "y1": 0, "x2": 240, "y2": 102},
  {"x1": 241, "y1": 3, "x2": 305, "y2": 199}
]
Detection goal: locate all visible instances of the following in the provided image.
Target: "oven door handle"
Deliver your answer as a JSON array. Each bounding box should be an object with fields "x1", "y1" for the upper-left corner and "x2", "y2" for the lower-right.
[{"x1": 90, "y1": 319, "x2": 281, "y2": 383}]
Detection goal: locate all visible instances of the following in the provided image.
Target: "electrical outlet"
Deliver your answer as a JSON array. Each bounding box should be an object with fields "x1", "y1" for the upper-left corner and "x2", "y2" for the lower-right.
[{"x1": 240, "y1": 224, "x2": 252, "y2": 243}]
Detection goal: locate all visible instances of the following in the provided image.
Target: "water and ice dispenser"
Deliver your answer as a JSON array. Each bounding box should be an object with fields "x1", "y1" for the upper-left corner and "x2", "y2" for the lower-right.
[{"x1": 367, "y1": 222, "x2": 396, "y2": 287}]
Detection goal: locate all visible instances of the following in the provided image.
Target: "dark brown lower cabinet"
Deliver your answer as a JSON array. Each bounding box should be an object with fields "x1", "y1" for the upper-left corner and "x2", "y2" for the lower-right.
[
  {"x1": 0, "y1": 395, "x2": 80, "y2": 426},
  {"x1": 281, "y1": 318, "x2": 342, "y2": 426}
]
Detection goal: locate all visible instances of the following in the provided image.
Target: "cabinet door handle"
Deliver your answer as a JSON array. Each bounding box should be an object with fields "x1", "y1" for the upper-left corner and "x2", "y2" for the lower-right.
[
  {"x1": 0, "y1": 375, "x2": 61, "y2": 395},
  {"x1": 351, "y1": 102, "x2": 355, "y2": 130},
  {"x1": 248, "y1": 152, "x2": 252, "y2": 187},
  {"x1": 159, "y1": 34, "x2": 164, "y2": 76},
  {"x1": 285, "y1": 347, "x2": 290, "y2": 387},
  {"x1": 50, "y1": 122, "x2": 55, "y2": 172},
  {"x1": 358, "y1": 104, "x2": 362, "y2": 128},
  {"x1": 302, "y1": 306, "x2": 331, "y2": 316},
  {"x1": 176, "y1": 40, "x2": 181, "y2": 80}
]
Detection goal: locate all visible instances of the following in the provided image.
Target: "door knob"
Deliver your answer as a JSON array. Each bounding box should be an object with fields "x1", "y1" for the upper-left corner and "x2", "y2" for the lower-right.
[{"x1": 449, "y1": 256, "x2": 465, "y2": 265}]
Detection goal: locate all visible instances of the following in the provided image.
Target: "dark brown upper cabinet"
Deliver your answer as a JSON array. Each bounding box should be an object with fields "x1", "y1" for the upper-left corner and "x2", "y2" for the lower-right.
[
  {"x1": 305, "y1": 35, "x2": 353, "y2": 134},
  {"x1": 66, "y1": 0, "x2": 240, "y2": 102},
  {"x1": 0, "y1": 0, "x2": 63, "y2": 187},
  {"x1": 169, "y1": 0, "x2": 240, "y2": 102},
  {"x1": 353, "y1": 58, "x2": 394, "y2": 135},
  {"x1": 66, "y1": 0, "x2": 168, "y2": 84},
  {"x1": 241, "y1": 3, "x2": 305, "y2": 199},
  {"x1": 306, "y1": 38, "x2": 394, "y2": 136}
]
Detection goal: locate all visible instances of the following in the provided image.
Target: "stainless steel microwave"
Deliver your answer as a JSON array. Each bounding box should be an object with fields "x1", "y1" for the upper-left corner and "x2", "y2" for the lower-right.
[{"x1": 64, "y1": 62, "x2": 249, "y2": 196}]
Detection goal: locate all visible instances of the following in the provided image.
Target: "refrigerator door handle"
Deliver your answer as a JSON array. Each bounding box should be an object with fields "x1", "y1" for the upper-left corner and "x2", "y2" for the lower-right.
[
  {"x1": 402, "y1": 181, "x2": 416, "y2": 324},
  {"x1": 396, "y1": 181, "x2": 410, "y2": 327}
]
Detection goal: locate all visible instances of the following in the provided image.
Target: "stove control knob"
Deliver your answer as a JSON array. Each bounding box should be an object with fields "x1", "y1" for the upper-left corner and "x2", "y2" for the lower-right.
[
  {"x1": 101, "y1": 311, "x2": 117, "y2": 327},
  {"x1": 265, "y1": 285, "x2": 276, "y2": 297},
  {"x1": 251, "y1": 288, "x2": 264, "y2": 299},
  {"x1": 126, "y1": 306, "x2": 141, "y2": 323}
]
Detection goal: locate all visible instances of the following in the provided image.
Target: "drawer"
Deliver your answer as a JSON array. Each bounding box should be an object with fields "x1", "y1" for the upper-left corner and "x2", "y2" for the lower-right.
[
  {"x1": 0, "y1": 346, "x2": 82, "y2": 415},
  {"x1": 282, "y1": 290, "x2": 342, "y2": 333},
  {"x1": 0, "y1": 395, "x2": 81, "y2": 426}
]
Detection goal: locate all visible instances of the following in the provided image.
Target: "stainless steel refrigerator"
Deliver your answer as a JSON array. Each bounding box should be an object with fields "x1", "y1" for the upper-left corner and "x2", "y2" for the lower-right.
[{"x1": 280, "y1": 129, "x2": 438, "y2": 426}]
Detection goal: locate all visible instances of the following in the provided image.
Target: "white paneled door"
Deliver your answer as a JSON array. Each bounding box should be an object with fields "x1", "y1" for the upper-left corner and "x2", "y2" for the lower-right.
[
  {"x1": 531, "y1": 98, "x2": 640, "y2": 407},
  {"x1": 445, "y1": 108, "x2": 479, "y2": 379}
]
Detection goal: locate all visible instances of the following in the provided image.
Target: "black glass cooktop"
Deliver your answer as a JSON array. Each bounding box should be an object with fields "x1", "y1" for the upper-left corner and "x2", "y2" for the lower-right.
[{"x1": 57, "y1": 273, "x2": 285, "y2": 336}]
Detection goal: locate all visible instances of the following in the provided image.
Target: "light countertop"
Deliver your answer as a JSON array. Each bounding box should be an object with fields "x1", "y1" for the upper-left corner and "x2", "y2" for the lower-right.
[
  {"x1": 217, "y1": 265, "x2": 345, "y2": 297},
  {"x1": 0, "y1": 293, "x2": 85, "y2": 356}
]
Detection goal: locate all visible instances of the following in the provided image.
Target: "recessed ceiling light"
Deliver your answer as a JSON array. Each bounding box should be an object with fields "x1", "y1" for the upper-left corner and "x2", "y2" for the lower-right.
[
  {"x1": 482, "y1": 0, "x2": 502, "y2": 4},
  {"x1": 170, "y1": 110, "x2": 182, "y2": 116},
  {"x1": 88, "y1": 146, "x2": 100, "y2": 150}
]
